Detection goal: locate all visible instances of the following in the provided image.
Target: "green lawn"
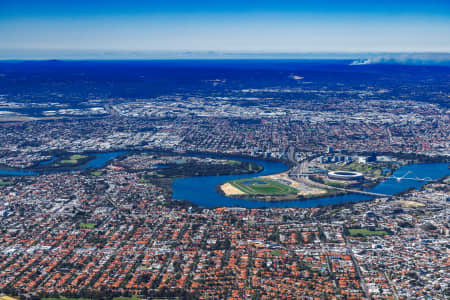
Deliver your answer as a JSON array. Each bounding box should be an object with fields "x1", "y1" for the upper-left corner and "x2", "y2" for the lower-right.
[
  {"x1": 113, "y1": 296, "x2": 142, "y2": 300},
  {"x1": 0, "y1": 181, "x2": 13, "y2": 186},
  {"x1": 71, "y1": 154, "x2": 88, "y2": 160},
  {"x1": 270, "y1": 250, "x2": 281, "y2": 256},
  {"x1": 80, "y1": 223, "x2": 96, "y2": 229},
  {"x1": 60, "y1": 159, "x2": 78, "y2": 164},
  {"x1": 90, "y1": 171, "x2": 103, "y2": 176},
  {"x1": 323, "y1": 180, "x2": 348, "y2": 188},
  {"x1": 348, "y1": 228, "x2": 389, "y2": 236},
  {"x1": 334, "y1": 162, "x2": 383, "y2": 176},
  {"x1": 229, "y1": 178, "x2": 298, "y2": 195},
  {"x1": 60, "y1": 154, "x2": 88, "y2": 165}
]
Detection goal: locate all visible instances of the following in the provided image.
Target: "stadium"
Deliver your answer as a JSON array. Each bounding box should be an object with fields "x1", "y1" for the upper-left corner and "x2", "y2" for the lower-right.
[{"x1": 328, "y1": 170, "x2": 364, "y2": 181}]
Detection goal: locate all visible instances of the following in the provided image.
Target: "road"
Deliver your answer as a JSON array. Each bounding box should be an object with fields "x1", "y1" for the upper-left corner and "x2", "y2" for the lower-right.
[
  {"x1": 304, "y1": 179, "x2": 389, "y2": 197},
  {"x1": 346, "y1": 243, "x2": 370, "y2": 299}
]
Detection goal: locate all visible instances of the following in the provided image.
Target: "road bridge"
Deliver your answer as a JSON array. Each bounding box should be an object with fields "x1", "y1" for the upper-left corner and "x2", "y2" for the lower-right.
[{"x1": 290, "y1": 172, "x2": 390, "y2": 197}]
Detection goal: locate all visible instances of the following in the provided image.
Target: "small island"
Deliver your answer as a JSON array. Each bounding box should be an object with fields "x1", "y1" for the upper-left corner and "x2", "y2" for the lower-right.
[{"x1": 145, "y1": 159, "x2": 263, "y2": 178}]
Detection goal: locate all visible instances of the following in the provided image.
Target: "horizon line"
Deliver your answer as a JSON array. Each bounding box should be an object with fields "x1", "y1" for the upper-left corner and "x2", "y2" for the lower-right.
[{"x1": 1, "y1": 50, "x2": 450, "y2": 66}]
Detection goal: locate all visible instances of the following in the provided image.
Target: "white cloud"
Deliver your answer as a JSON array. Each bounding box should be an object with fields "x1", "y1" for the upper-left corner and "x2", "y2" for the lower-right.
[{"x1": 350, "y1": 53, "x2": 450, "y2": 66}]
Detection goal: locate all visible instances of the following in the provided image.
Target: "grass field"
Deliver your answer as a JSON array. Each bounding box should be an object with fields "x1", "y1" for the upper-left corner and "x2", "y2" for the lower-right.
[
  {"x1": 60, "y1": 154, "x2": 88, "y2": 165},
  {"x1": 333, "y1": 162, "x2": 383, "y2": 176},
  {"x1": 348, "y1": 228, "x2": 389, "y2": 236},
  {"x1": 323, "y1": 180, "x2": 348, "y2": 188},
  {"x1": 229, "y1": 178, "x2": 297, "y2": 195},
  {"x1": 71, "y1": 154, "x2": 88, "y2": 160},
  {"x1": 270, "y1": 250, "x2": 281, "y2": 256},
  {"x1": 0, "y1": 181, "x2": 13, "y2": 186},
  {"x1": 80, "y1": 223, "x2": 96, "y2": 229}
]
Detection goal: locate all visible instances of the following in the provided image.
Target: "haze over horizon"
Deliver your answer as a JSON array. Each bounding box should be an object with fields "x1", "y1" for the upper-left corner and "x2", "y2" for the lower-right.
[{"x1": 1, "y1": 0, "x2": 450, "y2": 59}]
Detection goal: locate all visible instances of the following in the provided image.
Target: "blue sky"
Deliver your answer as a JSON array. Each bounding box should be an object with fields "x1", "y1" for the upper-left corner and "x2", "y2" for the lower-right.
[{"x1": 0, "y1": 0, "x2": 449, "y2": 58}]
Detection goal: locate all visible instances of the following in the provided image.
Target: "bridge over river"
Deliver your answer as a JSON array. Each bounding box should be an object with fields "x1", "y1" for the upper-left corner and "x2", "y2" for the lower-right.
[
  {"x1": 388, "y1": 171, "x2": 432, "y2": 182},
  {"x1": 320, "y1": 185, "x2": 389, "y2": 197},
  {"x1": 290, "y1": 163, "x2": 437, "y2": 198},
  {"x1": 295, "y1": 176, "x2": 391, "y2": 197}
]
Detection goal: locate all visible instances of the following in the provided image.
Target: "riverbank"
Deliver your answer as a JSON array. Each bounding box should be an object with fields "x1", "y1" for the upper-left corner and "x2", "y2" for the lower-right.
[
  {"x1": 0, "y1": 149, "x2": 448, "y2": 209},
  {"x1": 34, "y1": 153, "x2": 96, "y2": 171},
  {"x1": 0, "y1": 151, "x2": 126, "y2": 176},
  {"x1": 180, "y1": 161, "x2": 449, "y2": 208}
]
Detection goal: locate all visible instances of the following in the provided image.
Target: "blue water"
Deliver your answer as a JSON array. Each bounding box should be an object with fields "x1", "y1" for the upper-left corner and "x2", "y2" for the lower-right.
[
  {"x1": 0, "y1": 151, "x2": 125, "y2": 175},
  {"x1": 1, "y1": 151, "x2": 448, "y2": 208},
  {"x1": 38, "y1": 157, "x2": 58, "y2": 166},
  {"x1": 0, "y1": 169, "x2": 38, "y2": 176},
  {"x1": 81, "y1": 151, "x2": 126, "y2": 169},
  {"x1": 154, "y1": 164, "x2": 170, "y2": 169},
  {"x1": 172, "y1": 157, "x2": 289, "y2": 207}
]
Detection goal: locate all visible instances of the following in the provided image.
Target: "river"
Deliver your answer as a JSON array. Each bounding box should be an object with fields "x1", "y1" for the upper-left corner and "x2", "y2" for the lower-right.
[
  {"x1": 0, "y1": 151, "x2": 126, "y2": 175},
  {"x1": 173, "y1": 158, "x2": 449, "y2": 208},
  {"x1": 1, "y1": 152, "x2": 448, "y2": 208}
]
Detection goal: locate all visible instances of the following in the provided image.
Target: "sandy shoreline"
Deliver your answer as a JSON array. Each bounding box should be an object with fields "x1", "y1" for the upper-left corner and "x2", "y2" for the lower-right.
[{"x1": 221, "y1": 182, "x2": 246, "y2": 196}]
